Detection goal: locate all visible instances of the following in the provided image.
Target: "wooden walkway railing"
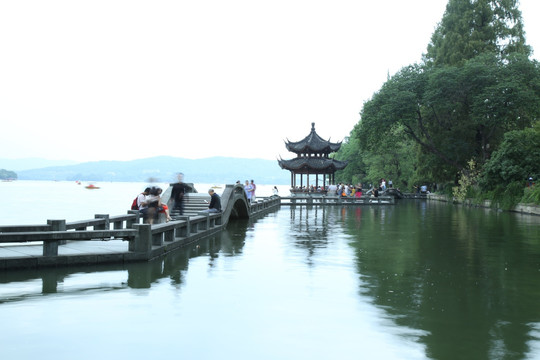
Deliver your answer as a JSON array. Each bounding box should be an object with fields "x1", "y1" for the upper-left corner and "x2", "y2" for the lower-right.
[{"x1": 0, "y1": 186, "x2": 281, "y2": 269}]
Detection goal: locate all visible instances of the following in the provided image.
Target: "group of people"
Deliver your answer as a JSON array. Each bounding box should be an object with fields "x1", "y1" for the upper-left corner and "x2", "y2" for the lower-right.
[
  {"x1": 241, "y1": 179, "x2": 257, "y2": 203},
  {"x1": 291, "y1": 185, "x2": 326, "y2": 193},
  {"x1": 170, "y1": 172, "x2": 221, "y2": 214},
  {"x1": 378, "y1": 178, "x2": 393, "y2": 191},
  {"x1": 328, "y1": 183, "x2": 364, "y2": 198},
  {"x1": 413, "y1": 184, "x2": 429, "y2": 194},
  {"x1": 134, "y1": 172, "x2": 223, "y2": 224},
  {"x1": 135, "y1": 186, "x2": 172, "y2": 224}
]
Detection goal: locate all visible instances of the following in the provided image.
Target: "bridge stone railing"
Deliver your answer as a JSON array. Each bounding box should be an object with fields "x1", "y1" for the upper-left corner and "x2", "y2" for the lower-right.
[{"x1": 0, "y1": 186, "x2": 281, "y2": 269}]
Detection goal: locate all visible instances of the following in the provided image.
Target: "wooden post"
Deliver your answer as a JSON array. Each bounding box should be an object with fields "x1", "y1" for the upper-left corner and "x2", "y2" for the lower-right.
[
  {"x1": 198, "y1": 212, "x2": 209, "y2": 230},
  {"x1": 152, "y1": 229, "x2": 163, "y2": 246},
  {"x1": 44, "y1": 219, "x2": 65, "y2": 256},
  {"x1": 178, "y1": 216, "x2": 190, "y2": 237},
  {"x1": 163, "y1": 229, "x2": 174, "y2": 242},
  {"x1": 95, "y1": 214, "x2": 110, "y2": 230},
  {"x1": 133, "y1": 224, "x2": 152, "y2": 257},
  {"x1": 127, "y1": 211, "x2": 140, "y2": 251}
]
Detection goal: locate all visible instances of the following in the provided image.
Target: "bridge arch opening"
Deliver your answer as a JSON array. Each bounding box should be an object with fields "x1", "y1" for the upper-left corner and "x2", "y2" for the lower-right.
[{"x1": 229, "y1": 198, "x2": 250, "y2": 219}]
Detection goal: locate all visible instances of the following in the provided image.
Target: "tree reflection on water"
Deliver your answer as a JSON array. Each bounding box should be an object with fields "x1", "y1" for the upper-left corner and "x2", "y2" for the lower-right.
[{"x1": 343, "y1": 201, "x2": 540, "y2": 360}]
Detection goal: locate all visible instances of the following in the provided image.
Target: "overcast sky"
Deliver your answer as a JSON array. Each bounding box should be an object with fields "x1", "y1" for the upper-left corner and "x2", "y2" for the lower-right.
[{"x1": 1, "y1": 0, "x2": 539, "y2": 163}]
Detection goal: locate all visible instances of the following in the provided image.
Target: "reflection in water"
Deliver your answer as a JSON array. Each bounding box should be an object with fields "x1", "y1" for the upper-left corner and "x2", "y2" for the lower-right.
[
  {"x1": 345, "y1": 201, "x2": 540, "y2": 360},
  {"x1": 1, "y1": 202, "x2": 539, "y2": 359},
  {"x1": 0, "y1": 221, "x2": 249, "y2": 300},
  {"x1": 289, "y1": 206, "x2": 330, "y2": 266}
]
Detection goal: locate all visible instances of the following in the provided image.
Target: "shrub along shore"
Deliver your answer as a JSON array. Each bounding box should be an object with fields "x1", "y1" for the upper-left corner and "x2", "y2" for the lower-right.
[{"x1": 428, "y1": 194, "x2": 540, "y2": 216}]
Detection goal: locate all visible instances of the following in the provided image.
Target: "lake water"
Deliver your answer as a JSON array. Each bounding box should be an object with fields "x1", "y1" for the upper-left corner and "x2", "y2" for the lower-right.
[
  {"x1": 0, "y1": 180, "x2": 290, "y2": 225},
  {"x1": 1, "y1": 181, "x2": 540, "y2": 359}
]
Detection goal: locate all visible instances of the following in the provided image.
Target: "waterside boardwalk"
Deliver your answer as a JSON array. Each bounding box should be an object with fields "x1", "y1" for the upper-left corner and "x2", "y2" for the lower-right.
[
  {"x1": 0, "y1": 184, "x2": 279, "y2": 270},
  {"x1": 280, "y1": 187, "x2": 427, "y2": 205},
  {"x1": 0, "y1": 184, "x2": 419, "y2": 270},
  {"x1": 280, "y1": 195, "x2": 396, "y2": 205}
]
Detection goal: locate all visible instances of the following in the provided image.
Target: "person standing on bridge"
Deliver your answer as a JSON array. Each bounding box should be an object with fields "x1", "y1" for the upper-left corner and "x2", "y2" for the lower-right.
[
  {"x1": 202, "y1": 189, "x2": 222, "y2": 213},
  {"x1": 250, "y1": 179, "x2": 256, "y2": 203},
  {"x1": 244, "y1": 180, "x2": 253, "y2": 203},
  {"x1": 171, "y1": 172, "x2": 189, "y2": 215}
]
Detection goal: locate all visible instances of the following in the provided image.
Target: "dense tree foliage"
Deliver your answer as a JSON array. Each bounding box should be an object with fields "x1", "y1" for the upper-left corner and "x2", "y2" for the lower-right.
[
  {"x1": 335, "y1": 125, "x2": 417, "y2": 189},
  {"x1": 336, "y1": 0, "x2": 540, "y2": 203},
  {"x1": 425, "y1": 0, "x2": 530, "y2": 66},
  {"x1": 356, "y1": 53, "x2": 540, "y2": 178},
  {"x1": 480, "y1": 124, "x2": 540, "y2": 189}
]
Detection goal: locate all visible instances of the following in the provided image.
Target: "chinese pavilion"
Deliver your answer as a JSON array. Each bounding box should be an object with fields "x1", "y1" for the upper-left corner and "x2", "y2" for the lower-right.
[{"x1": 278, "y1": 123, "x2": 347, "y2": 192}]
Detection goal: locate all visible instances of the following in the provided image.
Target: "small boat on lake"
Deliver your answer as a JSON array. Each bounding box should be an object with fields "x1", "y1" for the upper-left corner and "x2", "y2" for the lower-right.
[{"x1": 85, "y1": 184, "x2": 100, "y2": 189}]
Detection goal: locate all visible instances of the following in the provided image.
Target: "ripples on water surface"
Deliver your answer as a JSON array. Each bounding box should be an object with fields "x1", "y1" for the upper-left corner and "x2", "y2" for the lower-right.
[{"x1": 1, "y1": 184, "x2": 539, "y2": 360}]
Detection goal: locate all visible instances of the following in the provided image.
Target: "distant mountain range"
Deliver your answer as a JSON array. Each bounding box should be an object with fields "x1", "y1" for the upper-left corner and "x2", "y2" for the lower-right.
[
  {"x1": 0, "y1": 158, "x2": 79, "y2": 171},
  {"x1": 1, "y1": 156, "x2": 290, "y2": 185}
]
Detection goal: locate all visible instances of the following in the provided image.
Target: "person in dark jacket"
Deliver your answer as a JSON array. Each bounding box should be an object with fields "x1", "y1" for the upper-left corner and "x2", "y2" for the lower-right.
[
  {"x1": 202, "y1": 189, "x2": 221, "y2": 213},
  {"x1": 171, "y1": 172, "x2": 189, "y2": 215}
]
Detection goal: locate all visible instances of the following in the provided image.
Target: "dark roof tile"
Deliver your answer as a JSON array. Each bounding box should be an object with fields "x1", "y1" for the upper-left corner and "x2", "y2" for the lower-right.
[{"x1": 285, "y1": 123, "x2": 342, "y2": 154}]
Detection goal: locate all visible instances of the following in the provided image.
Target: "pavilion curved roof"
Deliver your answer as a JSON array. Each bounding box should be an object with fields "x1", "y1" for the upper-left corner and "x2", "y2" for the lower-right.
[
  {"x1": 278, "y1": 157, "x2": 348, "y2": 173},
  {"x1": 285, "y1": 123, "x2": 342, "y2": 154}
]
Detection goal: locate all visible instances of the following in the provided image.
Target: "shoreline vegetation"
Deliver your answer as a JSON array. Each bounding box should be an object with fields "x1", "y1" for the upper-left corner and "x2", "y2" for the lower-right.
[
  {"x1": 334, "y1": 2, "x2": 539, "y2": 209},
  {"x1": 0, "y1": 169, "x2": 17, "y2": 181},
  {"x1": 428, "y1": 193, "x2": 540, "y2": 216}
]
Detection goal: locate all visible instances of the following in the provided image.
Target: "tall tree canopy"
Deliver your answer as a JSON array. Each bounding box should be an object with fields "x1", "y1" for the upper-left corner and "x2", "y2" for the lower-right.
[
  {"x1": 338, "y1": 0, "x2": 540, "y2": 191},
  {"x1": 425, "y1": 0, "x2": 530, "y2": 66},
  {"x1": 357, "y1": 53, "x2": 540, "y2": 179}
]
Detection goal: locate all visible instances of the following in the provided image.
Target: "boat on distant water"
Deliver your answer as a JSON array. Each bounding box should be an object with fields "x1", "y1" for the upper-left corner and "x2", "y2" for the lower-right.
[{"x1": 85, "y1": 184, "x2": 100, "y2": 189}]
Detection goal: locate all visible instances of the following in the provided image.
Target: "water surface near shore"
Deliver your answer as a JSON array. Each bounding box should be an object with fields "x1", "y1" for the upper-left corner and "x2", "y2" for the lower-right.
[{"x1": 1, "y1": 182, "x2": 540, "y2": 359}]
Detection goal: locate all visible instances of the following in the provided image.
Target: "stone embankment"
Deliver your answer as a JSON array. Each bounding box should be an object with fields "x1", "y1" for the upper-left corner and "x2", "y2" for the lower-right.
[{"x1": 428, "y1": 194, "x2": 540, "y2": 216}]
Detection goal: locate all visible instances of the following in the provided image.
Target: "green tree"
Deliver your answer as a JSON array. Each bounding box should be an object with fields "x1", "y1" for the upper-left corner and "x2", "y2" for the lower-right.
[
  {"x1": 348, "y1": 0, "x2": 539, "y2": 191},
  {"x1": 425, "y1": 0, "x2": 530, "y2": 66},
  {"x1": 356, "y1": 54, "x2": 540, "y2": 182},
  {"x1": 334, "y1": 132, "x2": 367, "y2": 185},
  {"x1": 480, "y1": 124, "x2": 540, "y2": 190},
  {"x1": 336, "y1": 123, "x2": 418, "y2": 190}
]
